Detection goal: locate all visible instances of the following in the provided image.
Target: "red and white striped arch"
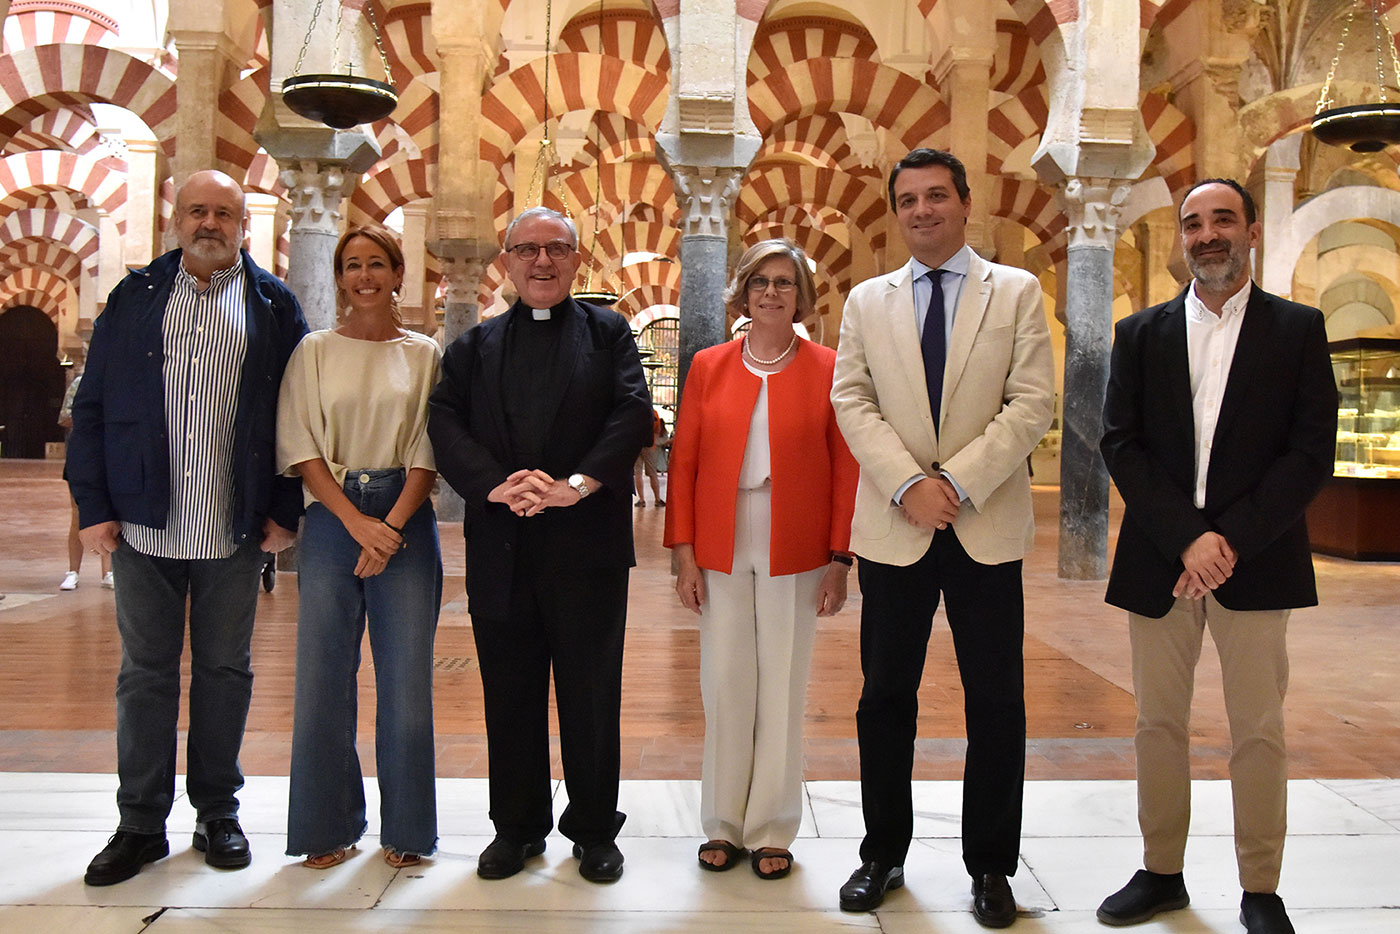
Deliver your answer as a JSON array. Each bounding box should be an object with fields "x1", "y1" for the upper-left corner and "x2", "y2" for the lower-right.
[
  {"x1": 0, "y1": 266, "x2": 73, "y2": 320},
  {"x1": 748, "y1": 58, "x2": 948, "y2": 149},
  {"x1": 990, "y1": 19, "x2": 1046, "y2": 97},
  {"x1": 990, "y1": 176, "x2": 1063, "y2": 245},
  {"x1": 614, "y1": 283, "x2": 679, "y2": 322},
  {"x1": 748, "y1": 15, "x2": 879, "y2": 83},
  {"x1": 559, "y1": 7, "x2": 670, "y2": 73},
  {"x1": 479, "y1": 53, "x2": 669, "y2": 166},
  {"x1": 4, "y1": 104, "x2": 104, "y2": 156},
  {"x1": 591, "y1": 220, "x2": 681, "y2": 285},
  {"x1": 390, "y1": 77, "x2": 439, "y2": 166},
  {"x1": 216, "y1": 67, "x2": 267, "y2": 177},
  {"x1": 737, "y1": 165, "x2": 887, "y2": 251},
  {"x1": 374, "y1": 2, "x2": 437, "y2": 88},
  {"x1": 348, "y1": 157, "x2": 435, "y2": 226},
  {"x1": 558, "y1": 112, "x2": 653, "y2": 174},
  {"x1": 1141, "y1": 91, "x2": 1195, "y2": 197},
  {"x1": 0, "y1": 236, "x2": 83, "y2": 281},
  {"x1": 554, "y1": 161, "x2": 675, "y2": 222},
  {"x1": 0, "y1": 207, "x2": 98, "y2": 270},
  {"x1": 0, "y1": 148, "x2": 124, "y2": 216},
  {"x1": 2, "y1": 2, "x2": 117, "y2": 53},
  {"x1": 759, "y1": 115, "x2": 870, "y2": 175},
  {"x1": 987, "y1": 84, "x2": 1049, "y2": 176},
  {"x1": 0, "y1": 45, "x2": 177, "y2": 156}
]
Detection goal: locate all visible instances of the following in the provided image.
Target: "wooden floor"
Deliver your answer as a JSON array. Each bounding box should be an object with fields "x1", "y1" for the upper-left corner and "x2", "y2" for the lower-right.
[{"x1": 2, "y1": 457, "x2": 1397, "y2": 781}]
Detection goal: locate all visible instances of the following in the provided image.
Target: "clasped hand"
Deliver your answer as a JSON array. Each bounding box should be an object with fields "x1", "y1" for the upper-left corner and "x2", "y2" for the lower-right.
[
  {"x1": 488, "y1": 468, "x2": 580, "y2": 516},
  {"x1": 1174, "y1": 530, "x2": 1237, "y2": 599},
  {"x1": 900, "y1": 475, "x2": 960, "y2": 531},
  {"x1": 348, "y1": 512, "x2": 402, "y2": 578}
]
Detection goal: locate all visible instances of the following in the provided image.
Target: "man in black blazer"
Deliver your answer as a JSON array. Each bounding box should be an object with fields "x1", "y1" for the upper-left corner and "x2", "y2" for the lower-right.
[
  {"x1": 428, "y1": 206, "x2": 653, "y2": 883},
  {"x1": 1097, "y1": 179, "x2": 1336, "y2": 934}
]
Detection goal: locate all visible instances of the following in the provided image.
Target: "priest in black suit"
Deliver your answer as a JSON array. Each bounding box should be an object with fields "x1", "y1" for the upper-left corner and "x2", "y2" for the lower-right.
[
  {"x1": 1097, "y1": 179, "x2": 1336, "y2": 934},
  {"x1": 428, "y1": 206, "x2": 653, "y2": 884}
]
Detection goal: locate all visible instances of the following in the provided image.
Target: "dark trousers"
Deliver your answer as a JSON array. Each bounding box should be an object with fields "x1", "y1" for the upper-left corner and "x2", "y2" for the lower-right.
[
  {"x1": 470, "y1": 553, "x2": 628, "y2": 847},
  {"x1": 855, "y1": 528, "x2": 1026, "y2": 876}
]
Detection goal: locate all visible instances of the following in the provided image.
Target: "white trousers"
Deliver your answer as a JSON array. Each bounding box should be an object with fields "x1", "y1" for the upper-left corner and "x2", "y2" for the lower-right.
[{"x1": 699, "y1": 486, "x2": 823, "y2": 850}]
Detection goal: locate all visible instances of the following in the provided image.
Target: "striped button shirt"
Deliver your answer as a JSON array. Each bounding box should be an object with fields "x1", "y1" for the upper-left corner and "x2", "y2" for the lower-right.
[{"x1": 122, "y1": 259, "x2": 248, "y2": 559}]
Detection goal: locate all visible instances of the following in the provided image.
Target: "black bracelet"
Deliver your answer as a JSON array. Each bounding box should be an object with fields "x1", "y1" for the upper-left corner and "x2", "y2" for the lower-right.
[
  {"x1": 381, "y1": 518, "x2": 404, "y2": 535},
  {"x1": 830, "y1": 553, "x2": 853, "y2": 566}
]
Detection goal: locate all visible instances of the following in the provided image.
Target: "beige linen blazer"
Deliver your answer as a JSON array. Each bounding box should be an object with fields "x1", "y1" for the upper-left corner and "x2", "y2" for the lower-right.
[{"x1": 831, "y1": 253, "x2": 1055, "y2": 567}]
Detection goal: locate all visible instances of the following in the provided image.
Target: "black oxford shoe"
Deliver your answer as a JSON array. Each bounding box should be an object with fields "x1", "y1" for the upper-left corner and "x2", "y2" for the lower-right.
[
  {"x1": 1241, "y1": 891, "x2": 1296, "y2": 934},
  {"x1": 1097, "y1": 869, "x2": 1190, "y2": 925},
  {"x1": 192, "y1": 818, "x2": 251, "y2": 869},
  {"x1": 972, "y1": 873, "x2": 1018, "y2": 928},
  {"x1": 476, "y1": 835, "x2": 546, "y2": 879},
  {"x1": 84, "y1": 830, "x2": 169, "y2": 886},
  {"x1": 573, "y1": 841, "x2": 624, "y2": 883},
  {"x1": 838, "y1": 860, "x2": 904, "y2": 911}
]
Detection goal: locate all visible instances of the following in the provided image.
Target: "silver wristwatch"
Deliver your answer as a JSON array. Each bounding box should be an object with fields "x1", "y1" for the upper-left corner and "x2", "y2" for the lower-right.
[{"x1": 568, "y1": 473, "x2": 591, "y2": 499}]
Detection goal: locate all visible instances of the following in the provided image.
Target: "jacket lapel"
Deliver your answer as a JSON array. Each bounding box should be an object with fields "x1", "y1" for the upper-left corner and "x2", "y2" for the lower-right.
[
  {"x1": 882, "y1": 262, "x2": 935, "y2": 423},
  {"x1": 941, "y1": 252, "x2": 992, "y2": 411},
  {"x1": 1155, "y1": 291, "x2": 1197, "y2": 461},
  {"x1": 1211, "y1": 287, "x2": 1273, "y2": 447}
]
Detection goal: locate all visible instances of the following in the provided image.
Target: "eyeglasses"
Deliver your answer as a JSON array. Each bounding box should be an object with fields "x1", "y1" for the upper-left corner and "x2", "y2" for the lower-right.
[
  {"x1": 746, "y1": 275, "x2": 797, "y2": 293},
  {"x1": 506, "y1": 240, "x2": 575, "y2": 260}
]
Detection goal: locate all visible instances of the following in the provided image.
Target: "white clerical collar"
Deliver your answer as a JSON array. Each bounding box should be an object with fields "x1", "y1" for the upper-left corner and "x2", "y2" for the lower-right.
[{"x1": 530, "y1": 307, "x2": 551, "y2": 321}]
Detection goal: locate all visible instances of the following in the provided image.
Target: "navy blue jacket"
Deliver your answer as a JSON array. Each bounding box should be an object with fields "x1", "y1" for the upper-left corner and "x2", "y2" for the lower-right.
[{"x1": 66, "y1": 249, "x2": 309, "y2": 545}]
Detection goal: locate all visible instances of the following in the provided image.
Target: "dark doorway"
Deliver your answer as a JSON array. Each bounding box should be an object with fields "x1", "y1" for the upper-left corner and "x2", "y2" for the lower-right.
[{"x1": 0, "y1": 306, "x2": 65, "y2": 458}]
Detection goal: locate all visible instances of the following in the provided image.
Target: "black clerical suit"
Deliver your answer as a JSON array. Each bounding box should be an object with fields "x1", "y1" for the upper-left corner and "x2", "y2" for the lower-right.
[{"x1": 428, "y1": 297, "x2": 652, "y2": 847}]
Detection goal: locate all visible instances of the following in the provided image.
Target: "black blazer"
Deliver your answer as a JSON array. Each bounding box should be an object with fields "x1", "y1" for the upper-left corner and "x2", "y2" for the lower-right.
[
  {"x1": 428, "y1": 298, "x2": 653, "y2": 618},
  {"x1": 1101, "y1": 284, "x2": 1337, "y2": 618}
]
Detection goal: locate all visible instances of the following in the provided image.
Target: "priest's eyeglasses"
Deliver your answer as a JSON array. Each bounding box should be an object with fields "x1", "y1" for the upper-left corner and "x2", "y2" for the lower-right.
[
  {"x1": 506, "y1": 240, "x2": 575, "y2": 260},
  {"x1": 746, "y1": 275, "x2": 797, "y2": 293}
]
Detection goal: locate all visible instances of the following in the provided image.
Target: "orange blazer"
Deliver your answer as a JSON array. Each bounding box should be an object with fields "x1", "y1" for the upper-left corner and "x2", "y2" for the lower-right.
[{"x1": 664, "y1": 338, "x2": 858, "y2": 575}]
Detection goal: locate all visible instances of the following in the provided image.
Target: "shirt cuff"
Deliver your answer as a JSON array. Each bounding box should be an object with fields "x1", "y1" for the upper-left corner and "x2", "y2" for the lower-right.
[
  {"x1": 892, "y1": 474, "x2": 924, "y2": 506},
  {"x1": 941, "y1": 470, "x2": 968, "y2": 503}
]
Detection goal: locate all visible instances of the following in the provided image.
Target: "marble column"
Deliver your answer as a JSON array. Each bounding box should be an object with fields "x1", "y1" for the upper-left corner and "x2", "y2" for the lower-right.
[
  {"x1": 1133, "y1": 213, "x2": 1181, "y2": 307},
  {"x1": 278, "y1": 160, "x2": 355, "y2": 331},
  {"x1": 123, "y1": 136, "x2": 159, "y2": 266},
  {"x1": 666, "y1": 164, "x2": 744, "y2": 388},
  {"x1": 96, "y1": 209, "x2": 123, "y2": 299},
  {"x1": 1056, "y1": 177, "x2": 1131, "y2": 580},
  {"x1": 245, "y1": 192, "x2": 280, "y2": 274},
  {"x1": 399, "y1": 201, "x2": 429, "y2": 331},
  {"x1": 430, "y1": 246, "x2": 494, "y2": 521},
  {"x1": 166, "y1": 29, "x2": 231, "y2": 187},
  {"x1": 1259, "y1": 135, "x2": 1301, "y2": 296}
]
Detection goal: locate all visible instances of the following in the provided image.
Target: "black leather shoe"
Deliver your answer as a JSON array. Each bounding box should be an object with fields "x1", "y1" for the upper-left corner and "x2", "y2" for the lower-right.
[
  {"x1": 192, "y1": 818, "x2": 251, "y2": 869},
  {"x1": 84, "y1": 830, "x2": 169, "y2": 886},
  {"x1": 972, "y1": 873, "x2": 1018, "y2": 928},
  {"x1": 1241, "y1": 891, "x2": 1296, "y2": 934},
  {"x1": 573, "y1": 841, "x2": 624, "y2": 883},
  {"x1": 839, "y1": 860, "x2": 904, "y2": 911},
  {"x1": 1096, "y1": 869, "x2": 1190, "y2": 925},
  {"x1": 476, "y1": 835, "x2": 546, "y2": 879}
]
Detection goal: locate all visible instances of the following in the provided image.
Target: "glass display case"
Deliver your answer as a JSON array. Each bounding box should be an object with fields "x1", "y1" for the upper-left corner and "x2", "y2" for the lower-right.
[
  {"x1": 1332, "y1": 337, "x2": 1400, "y2": 478},
  {"x1": 1308, "y1": 337, "x2": 1400, "y2": 560}
]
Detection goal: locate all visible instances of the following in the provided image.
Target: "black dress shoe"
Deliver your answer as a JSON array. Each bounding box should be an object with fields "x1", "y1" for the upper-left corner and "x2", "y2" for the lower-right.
[
  {"x1": 1241, "y1": 891, "x2": 1296, "y2": 934},
  {"x1": 476, "y1": 835, "x2": 547, "y2": 879},
  {"x1": 84, "y1": 830, "x2": 169, "y2": 886},
  {"x1": 192, "y1": 818, "x2": 251, "y2": 869},
  {"x1": 972, "y1": 873, "x2": 1018, "y2": 928},
  {"x1": 573, "y1": 841, "x2": 624, "y2": 882},
  {"x1": 1096, "y1": 869, "x2": 1190, "y2": 925},
  {"x1": 838, "y1": 860, "x2": 904, "y2": 911}
]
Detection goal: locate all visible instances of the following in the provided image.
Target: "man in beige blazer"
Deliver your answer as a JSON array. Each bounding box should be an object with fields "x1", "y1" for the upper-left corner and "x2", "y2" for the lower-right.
[{"x1": 831, "y1": 148, "x2": 1054, "y2": 927}]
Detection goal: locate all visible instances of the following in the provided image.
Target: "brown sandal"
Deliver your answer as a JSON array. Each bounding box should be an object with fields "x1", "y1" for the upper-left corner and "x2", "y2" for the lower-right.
[
  {"x1": 303, "y1": 846, "x2": 350, "y2": 869},
  {"x1": 383, "y1": 847, "x2": 421, "y2": 868},
  {"x1": 750, "y1": 847, "x2": 793, "y2": 880}
]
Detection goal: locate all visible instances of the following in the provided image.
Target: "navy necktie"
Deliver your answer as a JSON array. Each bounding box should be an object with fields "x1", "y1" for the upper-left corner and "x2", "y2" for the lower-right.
[{"x1": 921, "y1": 269, "x2": 946, "y2": 432}]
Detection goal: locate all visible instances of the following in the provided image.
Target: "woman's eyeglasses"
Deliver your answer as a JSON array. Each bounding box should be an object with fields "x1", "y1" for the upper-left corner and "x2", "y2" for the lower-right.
[{"x1": 746, "y1": 275, "x2": 797, "y2": 293}]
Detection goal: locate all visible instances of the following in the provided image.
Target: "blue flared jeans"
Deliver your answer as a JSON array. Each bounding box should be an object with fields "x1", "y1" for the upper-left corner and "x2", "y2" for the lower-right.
[{"x1": 286, "y1": 468, "x2": 442, "y2": 857}]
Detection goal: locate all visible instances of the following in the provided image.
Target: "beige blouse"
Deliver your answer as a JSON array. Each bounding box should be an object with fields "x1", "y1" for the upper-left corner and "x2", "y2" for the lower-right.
[{"x1": 276, "y1": 329, "x2": 442, "y2": 507}]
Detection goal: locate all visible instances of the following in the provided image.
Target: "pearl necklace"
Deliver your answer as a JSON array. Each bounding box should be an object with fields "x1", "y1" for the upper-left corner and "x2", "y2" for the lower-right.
[{"x1": 743, "y1": 332, "x2": 797, "y2": 366}]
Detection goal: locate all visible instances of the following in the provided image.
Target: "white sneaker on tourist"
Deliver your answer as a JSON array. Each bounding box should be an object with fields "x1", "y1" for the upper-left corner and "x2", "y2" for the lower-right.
[
  {"x1": 59, "y1": 571, "x2": 79, "y2": 591},
  {"x1": 101, "y1": 571, "x2": 115, "y2": 590}
]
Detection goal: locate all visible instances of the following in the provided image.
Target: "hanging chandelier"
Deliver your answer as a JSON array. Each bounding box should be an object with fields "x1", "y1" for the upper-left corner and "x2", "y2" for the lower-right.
[
  {"x1": 281, "y1": 0, "x2": 399, "y2": 129},
  {"x1": 1311, "y1": 0, "x2": 1400, "y2": 152}
]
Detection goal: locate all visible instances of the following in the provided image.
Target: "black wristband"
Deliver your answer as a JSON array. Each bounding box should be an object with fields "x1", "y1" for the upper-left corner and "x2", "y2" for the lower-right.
[
  {"x1": 830, "y1": 553, "x2": 853, "y2": 566},
  {"x1": 381, "y1": 518, "x2": 404, "y2": 535}
]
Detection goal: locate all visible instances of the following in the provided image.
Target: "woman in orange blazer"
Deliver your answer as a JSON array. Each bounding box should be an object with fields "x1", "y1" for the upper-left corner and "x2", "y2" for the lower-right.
[{"x1": 664, "y1": 239, "x2": 858, "y2": 880}]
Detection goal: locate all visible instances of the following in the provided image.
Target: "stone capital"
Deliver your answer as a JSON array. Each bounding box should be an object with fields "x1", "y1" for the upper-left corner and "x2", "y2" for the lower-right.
[
  {"x1": 668, "y1": 164, "x2": 744, "y2": 239},
  {"x1": 931, "y1": 48, "x2": 995, "y2": 87},
  {"x1": 278, "y1": 161, "x2": 354, "y2": 236},
  {"x1": 1057, "y1": 177, "x2": 1134, "y2": 250},
  {"x1": 436, "y1": 255, "x2": 488, "y2": 306}
]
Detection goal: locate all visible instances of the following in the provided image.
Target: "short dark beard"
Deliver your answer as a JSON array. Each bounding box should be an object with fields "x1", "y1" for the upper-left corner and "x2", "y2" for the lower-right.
[{"x1": 1186, "y1": 243, "x2": 1248, "y2": 293}]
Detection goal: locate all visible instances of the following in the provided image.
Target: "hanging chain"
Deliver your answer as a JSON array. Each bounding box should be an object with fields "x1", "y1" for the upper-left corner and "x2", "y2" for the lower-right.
[
  {"x1": 1317, "y1": 0, "x2": 1357, "y2": 113},
  {"x1": 1372, "y1": 0, "x2": 1388, "y2": 102},
  {"x1": 363, "y1": 1, "x2": 394, "y2": 84},
  {"x1": 293, "y1": 0, "x2": 327, "y2": 77}
]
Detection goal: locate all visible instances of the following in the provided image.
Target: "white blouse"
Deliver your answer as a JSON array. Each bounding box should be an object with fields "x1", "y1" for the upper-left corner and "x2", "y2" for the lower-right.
[{"x1": 737, "y1": 359, "x2": 772, "y2": 489}]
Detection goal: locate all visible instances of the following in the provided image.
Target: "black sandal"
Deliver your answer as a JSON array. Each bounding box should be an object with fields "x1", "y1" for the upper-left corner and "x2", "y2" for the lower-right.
[
  {"x1": 750, "y1": 847, "x2": 793, "y2": 880},
  {"x1": 697, "y1": 839, "x2": 744, "y2": 872}
]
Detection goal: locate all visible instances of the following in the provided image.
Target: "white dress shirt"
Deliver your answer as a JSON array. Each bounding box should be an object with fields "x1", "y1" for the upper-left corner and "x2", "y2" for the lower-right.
[{"x1": 1185, "y1": 278, "x2": 1251, "y2": 509}]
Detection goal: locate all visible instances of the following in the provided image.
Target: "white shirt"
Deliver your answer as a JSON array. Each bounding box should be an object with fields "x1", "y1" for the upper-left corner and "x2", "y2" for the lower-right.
[
  {"x1": 737, "y1": 359, "x2": 772, "y2": 489},
  {"x1": 1185, "y1": 278, "x2": 1251, "y2": 509}
]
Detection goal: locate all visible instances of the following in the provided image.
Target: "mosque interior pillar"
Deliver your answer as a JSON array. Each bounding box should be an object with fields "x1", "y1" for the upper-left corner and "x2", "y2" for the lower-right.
[
  {"x1": 167, "y1": 30, "x2": 235, "y2": 187},
  {"x1": 1260, "y1": 135, "x2": 1302, "y2": 296},
  {"x1": 398, "y1": 201, "x2": 430, "y2": 331},
  {"x1": 123, "y1": 136, "x2": 159, "y2": 267},
  {"x1": 245, "y1": 192, "x2": 280, "y2": 275}
]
